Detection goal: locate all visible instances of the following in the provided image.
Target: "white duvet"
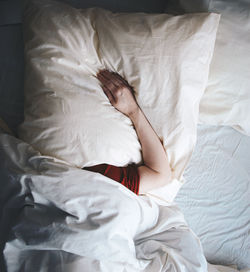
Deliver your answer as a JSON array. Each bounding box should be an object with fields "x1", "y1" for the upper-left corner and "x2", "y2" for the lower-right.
[{"x1": 0, "y1": 130, "x2": 247, "y2": 272}]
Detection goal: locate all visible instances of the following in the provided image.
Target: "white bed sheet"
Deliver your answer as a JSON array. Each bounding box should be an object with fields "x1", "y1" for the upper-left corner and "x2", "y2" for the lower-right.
[{"x1": 175, "y1": 124, "x2": 250, "y2": 270}]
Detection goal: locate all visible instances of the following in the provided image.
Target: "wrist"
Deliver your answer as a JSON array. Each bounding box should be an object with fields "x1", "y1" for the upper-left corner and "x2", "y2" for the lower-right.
[{"x1": 128, "y1": 106, "x2": 141, "y2": 121}]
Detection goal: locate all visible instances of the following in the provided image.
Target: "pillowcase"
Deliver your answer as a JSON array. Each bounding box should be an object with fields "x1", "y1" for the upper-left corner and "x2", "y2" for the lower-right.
[
  {"x1": 19, "y1": 0, "x2": 220, "y2": 202},
  {"x1": 165, "y1": 0, "x2": 250, "y2": 136}
]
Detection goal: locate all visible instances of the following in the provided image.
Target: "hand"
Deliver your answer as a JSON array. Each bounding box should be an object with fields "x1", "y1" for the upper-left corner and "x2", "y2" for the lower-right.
[{"x1": 96, "y1": 69, "x2": 139, "y2": 117}]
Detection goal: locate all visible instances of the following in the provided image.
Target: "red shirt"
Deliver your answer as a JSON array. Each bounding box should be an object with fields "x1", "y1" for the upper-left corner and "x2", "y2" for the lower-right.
[{"x1": 83, "y1": 163, "x2": 140, "y2": 195}]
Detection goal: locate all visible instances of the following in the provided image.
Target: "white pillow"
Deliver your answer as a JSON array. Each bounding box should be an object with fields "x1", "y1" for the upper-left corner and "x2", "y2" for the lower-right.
[
  {"x1": 165, "y1": 0, "x2": 250, "y2": 136},
  {"x1": 19, "y1": 0, "x2": 220, "y2": 202}
]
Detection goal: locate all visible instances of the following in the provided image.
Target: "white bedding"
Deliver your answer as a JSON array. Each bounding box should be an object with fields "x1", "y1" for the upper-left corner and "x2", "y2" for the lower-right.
[
  {"x1": 0, "y1": 1, "x2": 249, "y2": 271},
  {"x1": 176, "y1": 124, "x2": 250, "y2": 270},
  {"x1": 0, "y1": 129, "x2": 247, "y2": 272}
]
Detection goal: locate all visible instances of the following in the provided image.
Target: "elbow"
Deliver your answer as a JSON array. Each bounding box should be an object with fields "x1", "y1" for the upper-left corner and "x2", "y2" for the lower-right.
[
  {"x1": 137, "y1": 165, "x2": 173, "y2": 195},
  {"x1": 157, "y1": 169, "x2": 173, "y2": 187}
]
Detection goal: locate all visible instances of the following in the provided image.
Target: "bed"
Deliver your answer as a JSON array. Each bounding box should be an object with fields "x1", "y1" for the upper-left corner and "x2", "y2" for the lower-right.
[{"x1": 0, "y1": 0, "x2": 249, "y2": 271}]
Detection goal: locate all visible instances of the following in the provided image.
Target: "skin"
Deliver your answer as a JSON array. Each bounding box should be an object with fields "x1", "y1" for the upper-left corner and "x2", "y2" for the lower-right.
[{"x1": 96, "y1": 69, "x2": 173, "y2": 195}]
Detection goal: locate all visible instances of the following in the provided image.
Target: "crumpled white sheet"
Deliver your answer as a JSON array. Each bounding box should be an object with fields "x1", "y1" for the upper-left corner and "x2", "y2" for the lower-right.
[
  {"x1": 0, "y1": 130, "x2": 245, "y2": 272},
  {"x1": 176, "y1": 124, "x2": 250, "y2": 270}
]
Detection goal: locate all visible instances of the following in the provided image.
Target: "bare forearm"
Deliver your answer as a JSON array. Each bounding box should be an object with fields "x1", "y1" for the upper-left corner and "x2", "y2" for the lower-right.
[{"x1": 129, "y1": 107, "x2": 171, "y2": 176}]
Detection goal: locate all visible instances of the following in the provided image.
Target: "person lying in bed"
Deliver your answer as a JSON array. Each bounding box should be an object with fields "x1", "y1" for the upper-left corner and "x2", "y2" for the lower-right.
[{"x1": 83, "y1": 69, "x2": 173, "y2": 195}]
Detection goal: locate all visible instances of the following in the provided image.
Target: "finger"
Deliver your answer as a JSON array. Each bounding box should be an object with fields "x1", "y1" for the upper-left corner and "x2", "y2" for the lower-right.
[
  {"x1": 112, "y1": 72, "x2": 136, "y2": 96},
  {"x1": 98, "y1": 68, "x2": 110, "y2": 74},
  {"x1": 110, "y1": 71, "x2": 130, "y2": 86},
  {"x1": 97, "y1": 70, "x2": 116, "y2": 86},
  {"x1": 97, "y1": 73, "x2": 117, "y2": 91},
  {"x1": 99, "y1": 70, "x2": 122, "y2": 87},
  {"x1": 104, "y1": 70, "x2": 128, "y2": 88},
  {"x1": 98, "y1": 70, "x2": 134, "y2": 95},
  {"x1": 102, "y1": 85, "x2": 116, "y2": 104},
  {"x1": 111, "y1": 72, "x2": 130, "y2": 87},
  {"x1": 98, "y1": 69, "x2": 129, "y2": 86},
  {"x1": 109, "y1": 72, "x2": 127, "y2": 87},
  {"x1": 96, "y1": 71, "x2": 109, "y2": 84},
  {"x1": 97, "y1": 69, "x2": 113, "y2": 80}
]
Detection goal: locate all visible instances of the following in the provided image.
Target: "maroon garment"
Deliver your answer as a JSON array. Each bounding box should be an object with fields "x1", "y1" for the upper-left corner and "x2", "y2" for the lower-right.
[{"x1": 83, "y1": 163, "x2": 140, "y2": 195}]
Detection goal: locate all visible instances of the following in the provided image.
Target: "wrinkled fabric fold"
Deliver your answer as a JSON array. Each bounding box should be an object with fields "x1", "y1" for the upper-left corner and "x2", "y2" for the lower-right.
[{"x1": 0, "y1": 130, "x2": 208, "y2": 272}]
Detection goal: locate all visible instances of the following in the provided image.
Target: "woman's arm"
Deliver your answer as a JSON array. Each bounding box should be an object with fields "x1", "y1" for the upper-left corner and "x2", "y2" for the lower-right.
[
  {"x1": 128, "y1": 107, "x2": 172, "y2": 194},
  {"x1": 96, "y1": 69, "x2": 173, "y2": 194}
]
